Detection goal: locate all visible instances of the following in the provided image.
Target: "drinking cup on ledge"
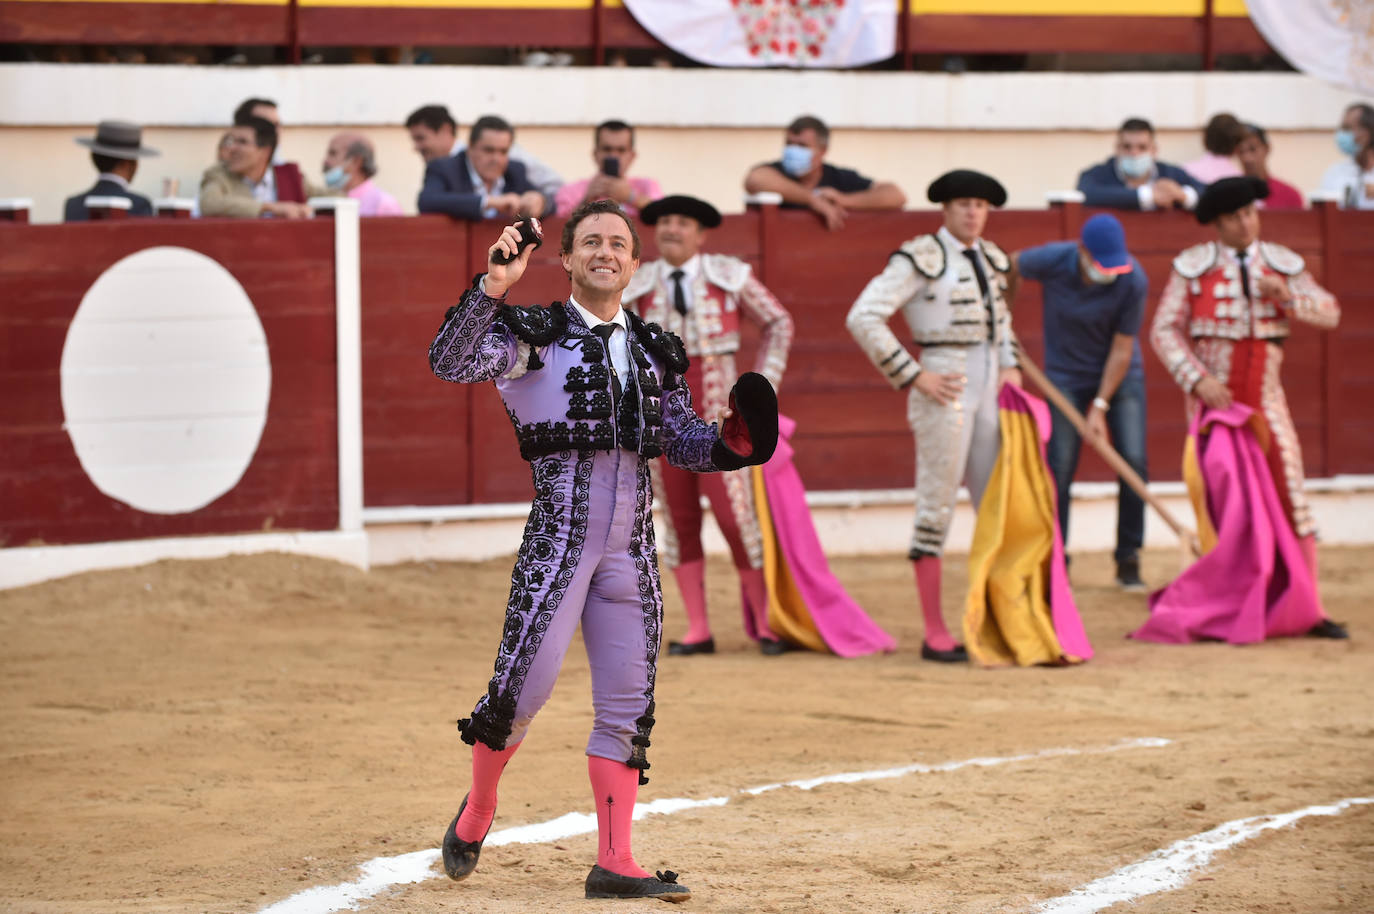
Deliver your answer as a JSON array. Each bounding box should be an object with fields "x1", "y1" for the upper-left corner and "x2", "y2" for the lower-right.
[
  {"x1": 154, "y1": 198, "x2": 196, "y2": 219},
  {"x1": 0, "y1": 198, "x2": 33, "y2": 223},
  {"x1": 85, "y1": 196, "x2": 133, "y2": 220}
]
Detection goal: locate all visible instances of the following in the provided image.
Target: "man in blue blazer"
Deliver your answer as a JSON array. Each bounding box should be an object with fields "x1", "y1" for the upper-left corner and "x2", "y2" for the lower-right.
[
  {"x1": 64, "y1": 121, "x2": 158, "y2": 221},
  {"x1": 418, "y1": 115, "x2": 548, "y2": 220},
  {"x1": 1077, "y1": 117, "x2": 1205, "y2": 212}
]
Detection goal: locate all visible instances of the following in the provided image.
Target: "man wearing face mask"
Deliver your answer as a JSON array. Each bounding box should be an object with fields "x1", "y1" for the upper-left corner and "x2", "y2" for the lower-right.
[
  {"x1": 1151, "y1": 177, "x2": 1342, "y2": 628},
  {"x1": 1008, "y1": 214, "x2": 1149, "y2": 591},
  {"x1": 321, "y1": 132, "x2": 403, "y2": 216},
  {"x1": 1318, "y1": 102, "x2": 1374, "y2": 209},
  {"x1": 744, "y1": 115, "x2": 906, "y2": 231},
  {"x1": 1076, "y1": 117, "x2": 1204, "y2": 212},
  {"x1": 846, "y1": 170, "x2": 1020, "y2": 662}
]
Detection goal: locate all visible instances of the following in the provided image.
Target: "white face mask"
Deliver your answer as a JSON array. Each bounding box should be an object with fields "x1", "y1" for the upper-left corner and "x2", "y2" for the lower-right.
[
  {"x1": 1082, "y1": 257, "x2": 1119, "y2": 285},
  {"x1": 1118, "y1": 153, "x2": 1154, "y2": 179}
]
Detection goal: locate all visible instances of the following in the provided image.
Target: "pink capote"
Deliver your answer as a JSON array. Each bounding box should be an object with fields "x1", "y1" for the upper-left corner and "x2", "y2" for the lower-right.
[
  {"x1": 1132, "y1": 403, "x2": 1325, "y2": 644},
  {"x1": 751, "y1": 415, "x2": 896, "y2": 657}
]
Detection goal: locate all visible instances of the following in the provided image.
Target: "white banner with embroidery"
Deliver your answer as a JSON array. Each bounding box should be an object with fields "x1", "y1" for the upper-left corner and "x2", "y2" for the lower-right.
[
  {"x1": 622, "y1": 0, "x2": 897, "y2": 69},
  {"x1": 1246, "y1": 0, "x2": 1374, "y2": 94}
]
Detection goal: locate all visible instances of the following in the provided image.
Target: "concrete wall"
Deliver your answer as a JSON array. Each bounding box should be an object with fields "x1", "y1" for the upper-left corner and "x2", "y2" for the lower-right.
[{"x1": 0, "y1": 65, "x2": 1365, "y2": 224}]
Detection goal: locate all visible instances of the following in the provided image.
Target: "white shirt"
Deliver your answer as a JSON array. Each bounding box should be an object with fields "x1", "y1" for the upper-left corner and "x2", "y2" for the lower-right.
[
  {"x1": 1318, "y1": 159, "x2": 1374, "y2": 209},
  {"x1": 96, "y1": 172, "x2": 130, "y2": 190},
  {"x1": 452, "y1": 138, "x2": 564, "y2": 199},
  {"x1": 464, "y1": 156, "x2": 505, "y2": 219},
  {"x1": 242, "y1": 165, "x2": 277, "y2": 205},
  {"x1": 662, "y1": 254, "x2": 700, "y2": 312},
  {"x1": 569, "y1": 295, "x2": 630, "y2": 382}
]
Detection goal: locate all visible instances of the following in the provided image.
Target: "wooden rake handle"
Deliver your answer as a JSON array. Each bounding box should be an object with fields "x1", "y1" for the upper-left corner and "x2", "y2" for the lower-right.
[{"x1": 1015, "y1": 344, "x2": 1201, "y2": 555}]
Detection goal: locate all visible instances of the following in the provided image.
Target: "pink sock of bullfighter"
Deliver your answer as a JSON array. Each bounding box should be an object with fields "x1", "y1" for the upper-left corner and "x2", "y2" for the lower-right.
[
  {"x1": 455, "y1": 741, "x2": 519, "y2": 842},
  {"x1": 914, "y1": 557, "x2": 958, "y2": 651},
  {"x1": 588, "y1": 755, "x2": 651, "y2": 878},
  {"x1": 673, "y1": 559, "x2": 713, "y2": 644}
]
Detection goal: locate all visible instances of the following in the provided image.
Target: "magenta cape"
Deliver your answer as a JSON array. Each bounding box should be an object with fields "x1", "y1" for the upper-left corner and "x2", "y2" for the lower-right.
[
  {"x1": 1132, "y1": 403, "x2": 1324, "y2": 644},
  {"x1": 753, "y1": 415, "x2": 896, "y2": 657}
]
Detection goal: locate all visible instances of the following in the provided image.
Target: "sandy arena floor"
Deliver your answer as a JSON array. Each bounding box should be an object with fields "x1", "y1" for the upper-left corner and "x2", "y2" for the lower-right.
[{"x1": 1, "y1": 547, "x2": 1370, "y2": 914}]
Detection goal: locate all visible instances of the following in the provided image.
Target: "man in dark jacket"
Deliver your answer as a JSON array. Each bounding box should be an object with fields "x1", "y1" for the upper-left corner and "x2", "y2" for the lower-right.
[
  {"x1": 64, "y1": 121, "x2": 158, "y2": 221},
  {"x1": 1076, "y1": 117, "x2": 1204, "y2": 212},
  {"x1": 417, "y1": 115, "x2": 548, "y2": 220}
]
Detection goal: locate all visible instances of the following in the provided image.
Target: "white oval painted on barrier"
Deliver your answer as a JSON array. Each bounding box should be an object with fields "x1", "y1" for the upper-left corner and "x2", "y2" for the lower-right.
[{"x1": 61, "y1": 246, "x2": 271, "y2": 514}]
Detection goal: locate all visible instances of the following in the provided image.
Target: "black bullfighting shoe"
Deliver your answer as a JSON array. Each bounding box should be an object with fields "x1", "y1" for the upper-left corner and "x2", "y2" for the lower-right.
[
  {"x1": 920, "y1": 642, "x2": 969, "y2": 663},
  {"x1": 1308, "y1": 618, "x2": 1349, "y2": 639},
  {"x1": 584, "y1": 865, "x2": 691, "y2": 902},
  {"x1": 667, "y1": 637, "x2": 716, "y2": 656},
  {"x1": 441, "y1": 794, "x2": 491, "y2": 881},
  {"x1": 758, "y1": 637, "x2": 793, "y2": 656}
]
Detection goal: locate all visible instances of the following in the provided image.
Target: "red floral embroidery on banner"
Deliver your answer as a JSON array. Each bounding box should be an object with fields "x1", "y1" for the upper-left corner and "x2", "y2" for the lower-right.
[{"x1": 735, "y1": 0, "x2": 841, "y2": 63}]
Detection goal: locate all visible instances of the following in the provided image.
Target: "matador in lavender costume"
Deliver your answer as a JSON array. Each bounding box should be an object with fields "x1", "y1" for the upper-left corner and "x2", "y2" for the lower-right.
[
  {"x1": 846, "y1": 170, "x2": 1021, "y2": 663},
  {"x1": 1151, "y1": 176, "x2": 1341, "y2": 588},
  {"x1": 622, "y1": 194, "x2": 794, "y2": 656},
  {"x1": 428, "y1": 201, "x2": 778, "y2": 902}
]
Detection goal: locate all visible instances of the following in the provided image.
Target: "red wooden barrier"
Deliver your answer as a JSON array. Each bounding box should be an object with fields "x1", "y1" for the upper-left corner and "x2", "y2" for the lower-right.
[
  {"x1": 1, "y1": 220, "x2": 340, "y2": 547},
  {"x1": 357, "y1": 205, "x2": 1370, "y2": 508},
  {"x1": 2, "y1": 205, "x2": 1363, "y2": 553}
]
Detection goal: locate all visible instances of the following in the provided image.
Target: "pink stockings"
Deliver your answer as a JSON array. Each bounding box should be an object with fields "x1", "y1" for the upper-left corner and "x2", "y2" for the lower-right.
[
  {"x1": 588, "y1": 756, "x2": 650, "y2": 878},
  {"x1": 454, "y1": 741, "x2": 519, "y2": 842},
  {"x1": 913, "y1": 557, "x2": 959, "y2": 651}
]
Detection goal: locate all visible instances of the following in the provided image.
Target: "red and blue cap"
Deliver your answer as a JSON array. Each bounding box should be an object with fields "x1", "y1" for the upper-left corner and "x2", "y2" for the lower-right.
[{"x1": 1079, "y1": 213, "x2": 1133, "y2": 274}]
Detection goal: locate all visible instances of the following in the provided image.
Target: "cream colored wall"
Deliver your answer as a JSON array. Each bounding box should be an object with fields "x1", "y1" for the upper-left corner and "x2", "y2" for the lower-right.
[
  {"x1": 2, "y1": 65, "x2": 1360, "y2": 224},
  {"x1": 3, "y1": 124, "x2": 1345, "y2": 225}
]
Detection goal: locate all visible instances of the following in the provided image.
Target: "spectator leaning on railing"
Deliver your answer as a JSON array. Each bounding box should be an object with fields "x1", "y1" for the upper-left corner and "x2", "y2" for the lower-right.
[
  {"x1": 321, "y1": 132, "x2": 403, "y2": 216},
  {"x1": 199, "y1": 114, "x2": 326, "y2": 219},
  {"x1": 743, "y1": 114, "x2": 906, "y2": 231},
  {"x1": 1318, "y1": 102, "x2": 1374, "y2": 209},
  {"x1": 64, "y1": 120, "x2": 158, "y2": 221},
  {"x1": 1077, "y1": 117, "x2": 1204, "y2": 212},
  {"x1": 554, "y1": 119, "x2": 662, "y2": 218},
  {"x1": 417, "y1": 115, "x2": 547, "y2": 220}
]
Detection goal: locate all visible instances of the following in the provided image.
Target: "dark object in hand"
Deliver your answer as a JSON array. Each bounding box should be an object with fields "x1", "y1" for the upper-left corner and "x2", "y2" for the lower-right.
[
  {"x1": 600, "y1": 156, "x2": 621, "y2": 178},
  {"x1": 711, "y1": 372, "x2": 779, "y2": 471},
  {"x1": 490, "y1": 217, "x2": 544, "y2": 265}
]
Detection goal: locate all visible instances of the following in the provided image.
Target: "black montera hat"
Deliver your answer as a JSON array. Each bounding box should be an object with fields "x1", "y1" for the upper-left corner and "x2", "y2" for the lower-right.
[
  {"x1": 926, "y1": 169, "x2": 1007, "y2": 207},
  {"x1": 1196, "y1": 176, "x2": 1269, "y2": 224},
  {"x1": 639, "y1": 194, "x2": 722, "y2": 228}
]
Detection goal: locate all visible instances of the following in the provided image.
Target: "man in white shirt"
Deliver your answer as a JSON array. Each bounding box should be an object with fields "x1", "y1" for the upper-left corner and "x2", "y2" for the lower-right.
[{"x1": 1318, "y1": 102, "x2": 1374, "y2": 209}]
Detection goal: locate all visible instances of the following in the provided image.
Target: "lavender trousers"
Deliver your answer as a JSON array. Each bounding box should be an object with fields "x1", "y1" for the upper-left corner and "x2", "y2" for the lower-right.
[{"x1": 459, "y1": 444, "x2": 662, "y2": 776}]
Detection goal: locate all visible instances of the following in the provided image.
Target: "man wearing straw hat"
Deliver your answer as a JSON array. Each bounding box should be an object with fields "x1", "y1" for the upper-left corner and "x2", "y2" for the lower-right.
[{"x1": 64, "y1": 121, "x2": 159, "y2": 221}]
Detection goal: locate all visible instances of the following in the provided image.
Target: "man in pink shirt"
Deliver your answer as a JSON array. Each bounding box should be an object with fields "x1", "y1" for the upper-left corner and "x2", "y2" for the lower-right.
[
  {"x1": 322, "y1": 132, "x2": 404, "y2": 216},
  {"x1": 554, "y1": 120, "x2": 662, "y2": 218}
]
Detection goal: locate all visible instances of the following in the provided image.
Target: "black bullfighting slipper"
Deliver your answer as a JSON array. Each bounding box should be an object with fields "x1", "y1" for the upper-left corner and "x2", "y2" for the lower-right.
[
  {"x1": 711, "y1": 372, "x2": 779, "y2": 471},
  {"x1": 920, "y1": 641, "x2": 969, "y2": 663},
  {"x1": 667, "y1": 637, "x2": 716, "y2": 656},
  {"x1": 441, "y1": 794, "x2": 491, "y2": 881},
  {"x1": 1308, "y1": 619, "x2": 1349, "y2": 639},
  {"x1": 758, "y1": 637, "x2": 793, "y2": 656},
  {"x1": 584, "y1": 865, "x2": 691, "y2": 902}
]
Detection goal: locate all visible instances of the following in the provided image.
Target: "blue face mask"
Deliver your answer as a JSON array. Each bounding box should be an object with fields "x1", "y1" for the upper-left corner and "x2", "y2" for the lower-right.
[
  {"x1": 324, "y1": 165, "x2": 348, "y2": 189},
  {"x1": 1336, "y1": 129, "x2": 1361, "y2": 157},
  {"x1": 1118, "y1": 153, "x2": 1154, "y2": 179},
  {"x1": 780, "y1": 144, "x2": 813, "y2": 178}
]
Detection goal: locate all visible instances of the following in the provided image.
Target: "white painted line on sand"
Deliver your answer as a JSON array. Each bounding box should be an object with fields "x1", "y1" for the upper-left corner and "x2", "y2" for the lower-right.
[
  {"x1": 1035, "y1": 796, "x2": 1374, "y2": 914},
  {"x1": 258, "y1": 737, "x2": 1171, "y2": 914}
]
